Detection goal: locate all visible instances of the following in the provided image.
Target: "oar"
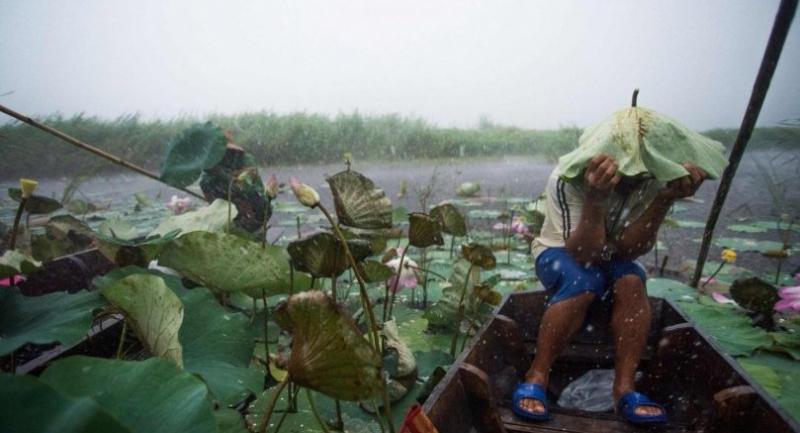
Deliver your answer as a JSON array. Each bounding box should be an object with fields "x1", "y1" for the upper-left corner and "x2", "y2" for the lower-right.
[{"x1": 0, "y1": 104, "x2": 207, "y2": 201}]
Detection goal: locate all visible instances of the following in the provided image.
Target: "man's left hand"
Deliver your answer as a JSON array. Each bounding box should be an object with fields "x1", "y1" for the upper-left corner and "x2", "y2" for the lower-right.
[{"x1": 657, "y1": 163, "x2": 707, "y2": 201}]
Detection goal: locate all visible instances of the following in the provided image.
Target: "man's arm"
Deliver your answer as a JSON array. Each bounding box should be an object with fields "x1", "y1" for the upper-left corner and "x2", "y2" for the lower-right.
[
  {"x1": 612, "y1": 163, "x2": 707, "y2": 260},
  {"x1": 564, "y1": 154, "x2": 620, "y2": 264}
]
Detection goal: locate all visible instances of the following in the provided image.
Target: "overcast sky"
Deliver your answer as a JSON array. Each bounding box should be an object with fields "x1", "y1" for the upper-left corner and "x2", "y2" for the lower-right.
[{"x1": 1, "y1": 0, "x2": 798, "y2": 130}]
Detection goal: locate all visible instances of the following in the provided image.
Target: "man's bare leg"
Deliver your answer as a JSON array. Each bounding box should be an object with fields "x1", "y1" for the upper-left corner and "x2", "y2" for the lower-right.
[
  {"x1": 518, "y1": 292, "x2": 596, "y2": 415},
  {"x1": 611, "y1": 275, "x2": 662, "y2": 417}
]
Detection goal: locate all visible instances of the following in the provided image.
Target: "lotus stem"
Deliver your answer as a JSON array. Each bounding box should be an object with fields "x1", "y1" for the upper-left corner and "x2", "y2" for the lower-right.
[
  {"x1": 257, "y1": 376, "x2": 290, "y2": 433},
  {"x1": 227, "y1": 178, "x2": 235, "y2": 234},
  {"x1": 449, "y1": 236, "x2": 455, "y2": 259},
  {"x1": 382, "y1": 281, "x2": 391, "y2": 323},
  {"x1": 450, "y1": 264, "x2": 475, "y2": 357},
  {"x1": 262, "y1": 288, "x2": 271, "y2": 381},
  {"x1": 775, "y1": 257, "x2": 784, "y2": 285},
  {"x1": 701, "y1": 262, "x2": 726, "y2": 289},
  {"x1": 289, "y1": 264, "x2": 294, "y2": 295},
  {"x1": 115, "y1": 319, "x2": 127, "y2": 359},
  {"x1": 331, "y1": 277, "x2": 337, "y2": 303},
  {"x1": 421, "y1": 248, "x2": 429, "y2": 308},
  {"x1": 659, "y1": 255, "x2": 669, "y2": 277},
  {"x1": 296, "y1": 215, "x2": 301, "y2": 239},
  {"x1": 9, "y1": 197, "x2": 27, "y2": 250},
  {"x1": 305, "y1": 389, "x2": 334, "y2": 433},
  {"x1": 632, "y1": 88, "x2": 639, "y2": 107},
  {"x1": 387, "y1": 246, "x2": 409, "y2": 321},
  {"x1": 406, "y1": 265, "x2": 447, "y2": 281},
  {"x1": 334, "y1": 399, "x2": 344, "y2": 431}
]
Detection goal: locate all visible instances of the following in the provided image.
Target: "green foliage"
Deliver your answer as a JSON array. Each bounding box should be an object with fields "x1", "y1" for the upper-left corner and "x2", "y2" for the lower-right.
[
  {"x1": 8, "y1": 188, "x2": 63, "y2": 214},
  {"x1": 160, "y1": 122, "x2": 227, "y2": 188},
  {"x1": 327, "y1": 169, "x2": 393, "y2": 229},
  {"x1": 40, "y1": 356, "x2": 219, "y2": 433},
  {"x1": 0, "y1": 249, "x2": 41, "y2": 279},
  {"x1": 0, "y1": 288, "x2": 104, "y2": 356}
]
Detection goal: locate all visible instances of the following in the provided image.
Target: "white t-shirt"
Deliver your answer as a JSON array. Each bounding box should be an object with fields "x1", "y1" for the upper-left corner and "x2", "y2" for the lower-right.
[{"x1": 531, "y1": 167, "x2": 664, "y2": 260}]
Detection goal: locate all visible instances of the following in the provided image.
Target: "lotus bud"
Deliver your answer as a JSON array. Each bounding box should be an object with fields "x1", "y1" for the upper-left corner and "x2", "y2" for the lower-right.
[
  {"x1": 19, "y1": 178, "x2": 38, "y2": 199},
  {"x1": 265, "y1": 174, "x2": 279, "y2": 199},
  {"x1": 289, "y1": 177, "x2": 320, "y2": 208},
  {"x1": 344, "y1": 152, "x2": 353, "y2": 165},
  {"x1": 721, "y1": 248, "x2": 737, "y2": 264}
]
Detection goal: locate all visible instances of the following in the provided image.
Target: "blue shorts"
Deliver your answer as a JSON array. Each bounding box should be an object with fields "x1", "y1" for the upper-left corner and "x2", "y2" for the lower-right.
[{"x1": 535, "y1": 247, "x2": 647, "y2": 305}]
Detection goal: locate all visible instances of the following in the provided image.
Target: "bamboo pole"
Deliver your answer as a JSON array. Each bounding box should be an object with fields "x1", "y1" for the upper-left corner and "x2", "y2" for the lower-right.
[
  {"x1": 0, "y1": 104, "x2": 207, "y2": 201},
  {"x1": 691, "y1": 0, "x2": 797, "y2": 287}
]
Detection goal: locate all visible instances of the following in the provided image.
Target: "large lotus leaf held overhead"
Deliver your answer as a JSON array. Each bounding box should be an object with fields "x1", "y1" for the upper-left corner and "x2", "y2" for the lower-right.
[{"x1": 160, "y1": 122, "x2": 228, "y2": 188}]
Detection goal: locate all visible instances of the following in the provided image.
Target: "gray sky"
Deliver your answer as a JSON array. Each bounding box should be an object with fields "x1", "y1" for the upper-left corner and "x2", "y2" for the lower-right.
[{"x1": 1, "y1": 0, "x2": 798, "y2": 130}]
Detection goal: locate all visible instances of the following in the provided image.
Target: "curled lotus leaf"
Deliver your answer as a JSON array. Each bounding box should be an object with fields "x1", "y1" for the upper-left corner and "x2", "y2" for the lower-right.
[
  {"x1": 462, "y1": 242, "x2": 497, "y2": 270},
  {"x1": 326, "y1": 170, "x2": 393, "y2": 229},
  {"x1": 0, "y1": 250, "x2": 42, "y2": 280},
  {"x1": 287, "y1": 232, "x2": 371, "y2": 278},
  {"x1": 430, "y1": 203, "x2": 467, "y2": 237},
  {"x1": 274, "y1": 290, "x2": 382, "y2": 401},
  {"x1": 408, "y1": 213, "x2": 443, "y2": 248}
]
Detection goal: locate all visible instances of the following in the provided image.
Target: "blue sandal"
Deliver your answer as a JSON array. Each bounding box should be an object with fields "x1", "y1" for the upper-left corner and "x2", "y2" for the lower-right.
[
  {"x1": 617, "y1": 391, "x2": 668, "y2": 424},
  {"x1": 512, "y1": 383, "x2": 549, "y2": 421}
]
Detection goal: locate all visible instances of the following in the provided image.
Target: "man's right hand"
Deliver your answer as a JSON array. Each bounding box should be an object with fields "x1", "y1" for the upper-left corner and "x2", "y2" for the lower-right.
[{"x1": 584, "y1": 154, "x2": 621, "y2": 200}]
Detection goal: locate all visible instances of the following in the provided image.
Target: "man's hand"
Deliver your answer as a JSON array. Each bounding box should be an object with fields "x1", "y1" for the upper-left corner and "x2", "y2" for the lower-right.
[
  {"x1": 584, "y1": 154, "x2": 621, "y2": 200},
  {"x1": 657, "y1": 163, "x2": 707, "y2": 202}
]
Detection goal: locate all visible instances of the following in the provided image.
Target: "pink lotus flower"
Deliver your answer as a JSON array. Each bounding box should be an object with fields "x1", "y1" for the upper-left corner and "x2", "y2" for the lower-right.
[
  {"x1": 265, "y1": 174, "x2": 279, "y2": 199},
  {"x1": 492, "y1": 216, "x2": 529, "y2": 235},
  {"x1": 0, "y1": 275, "x2": 23, "y2": 286},
  {"x1": 166, "y1": 195, "x2": 192, "y2": 215},
  {"x1": 385, "y1": 248, "x2": 419, "y2": 292},
  {"x1": 711, "y1": 291, "x2": 736, "y2": 305},
  {"x1": 774, "y1": 285, "x2": 800, "y2": 313}
]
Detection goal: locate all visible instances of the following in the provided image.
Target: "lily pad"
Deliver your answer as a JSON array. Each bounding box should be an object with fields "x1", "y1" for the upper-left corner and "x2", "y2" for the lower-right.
[
  {"x1": 288, "y1": 232, "x2": 371, "y2": 278},
  {"x1": 101, "y1": 274, "x2": 184, "y2": 367},
  {"x1": 8, "y1": 188, "x2": 63, "y2": 214},
  {"x1": 41, "y1": 356, "x2": 218, "y2": 433},
  {"x1": 0, "y1": 373, "x2": 132, "y2": 433},
  {"x1": 728, "y1": 223, "x2": 769, "y2": 234},
  {"x1": 678, "y1": 300, "x2": 770, "y2": 356},
  {"x1": 0, "y1": 249, "x2": 42, "y2": 280},
  {"x1": 467, "y1": 209, "x2": 502, "y2": 219},
  {"x1": 160, "y1": 122, "x2": 228, "y2": 188},
  {"x1": 738, "y1": 358, "x2": 783, "y2": 396},
  {"x1": 326, "y1": 170, "x2": 393, "y2": 229},
  {"x1": 149, "y1": 199, "x2": 235, "y2": 238},
  {"x1": 408, "y1": 213, "x2": 443, "y2": 248},
  {"x1": 711, "y1": 237, "x2": 787, "y2": 254},
  {"x1": 430, "y1": 203, "x2": 468, "y2": 237},
  {"x1": 0, "y1": 287, "x2": 104, "y2": 356},
  {"x1": 275, "y1": 290, "x2": 382, "y2": 401},
  {"x1": 158, "y1": 231, "x2": 292, "y2": 296},
  {"x1": 735, "y1": 352, "x2": 800, "y2": 418}
]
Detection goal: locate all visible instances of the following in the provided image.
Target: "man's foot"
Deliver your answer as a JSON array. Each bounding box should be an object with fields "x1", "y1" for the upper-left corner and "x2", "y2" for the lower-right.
[
  {"x1": 616, "y1": 391, "x2": 668, "y2": 424},
  {"x1": 512, "y1": 382, "x2": 549, "y2": 421}
]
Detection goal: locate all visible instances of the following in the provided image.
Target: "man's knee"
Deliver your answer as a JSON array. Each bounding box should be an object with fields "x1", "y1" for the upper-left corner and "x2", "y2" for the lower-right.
[{"x1": 612, "y1": 275, "x2": 646, "y2": 301}]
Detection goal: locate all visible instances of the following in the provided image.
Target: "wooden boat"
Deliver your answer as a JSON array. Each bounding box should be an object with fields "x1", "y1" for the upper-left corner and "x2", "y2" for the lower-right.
[{"x1": 423, "y1": 291, "x2": 800, "y2": 433}]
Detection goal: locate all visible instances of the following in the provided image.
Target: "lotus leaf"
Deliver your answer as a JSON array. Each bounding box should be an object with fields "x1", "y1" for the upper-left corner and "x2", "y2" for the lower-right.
[
  {"x1": 274, "y1": 290, "x2": 382, "y2": 401},
  {"x1": 0, "y1": 287, "x2": 103, "y2": 356},
  {"x1": 95, "y1": 223, "x2": 181, "y2": 267},
  {"x1": 149, "y1": 199, "x2": 235, "y2": 237},
  {"x1": 456, "y1": 182, "x2": 481, "y2": 197},
  {"x1": 558, "y1": 105, "x2": 728, "y2": 181},
  {"x1": 738, "y1": 359, "x2": 783, "y2": 396},
  {"x1": 358, "y1": 260, "x2": 395, "y2": 283},
  {"x1": 326, "y1": 170, "x2": 393, "y2": 229},
  {"x1": 288, "y1": 232, "x2": 371, "y2": 278},
  {"x1": 730, "y1": 277, "x2": 780, "y2": 316},
  {"x1": 710, "y1": 237, "x2": 787, "y2": 254},
  {"x1": 158, "y1": 231, "x2": 291, "y2": 295},
  {"x1": 7, "y1": 187, "x2": 63, "y2": 214},
  {"x1": 31, "y1": 215, "x2": 95, "y2": 261},
  {"x1": 382, "y1": 320, "x2": 417, "y2": 403},
  {"x1": 101, "y1": 274, "x2": 184, "y2": 366},
  {"x1": 462, "y1": 242, "x2": 496, "y2": 270},
  {"x1": 408, "y1": 213, "x2": 443, "y2": 248},
  {"x1": 41, "y1": 356, "x2": 218, "y2": 433},
  {"x1": 0, "y1": 373, "x2": 132, "y2": 433},
  {"x1": 430, "y1": 203, "x2": 467, "y2": 237},
  {"x1": 678, "y1": 300, "x2": 770, "y2": 356},
  {"x1": 0, "y1": 249, "x2": 41, "y2": 279},
  {"x1": 160, "y1": 122, "x2": 228, "y2": 188}
]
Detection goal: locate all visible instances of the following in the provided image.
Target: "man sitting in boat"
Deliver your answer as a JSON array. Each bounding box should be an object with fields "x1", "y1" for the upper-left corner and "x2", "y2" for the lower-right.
[{"x1": 515, "y1": 94, "x2": 728, "y2": 425}]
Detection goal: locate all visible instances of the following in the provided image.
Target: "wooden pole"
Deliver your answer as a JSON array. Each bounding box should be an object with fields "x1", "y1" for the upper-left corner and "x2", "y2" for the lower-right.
[
  {"x1": 691, "y1": 0, "x2": 797, "y2": 287},
  {"x1": 0, "y1": 104, "x2": 207, "y2": 201}
]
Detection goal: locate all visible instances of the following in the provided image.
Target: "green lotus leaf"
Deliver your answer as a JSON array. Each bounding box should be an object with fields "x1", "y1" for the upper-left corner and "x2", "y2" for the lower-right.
[
  {"x1": 95, "y1": 219, "x2": 181, "y2": 267},
  {"x1": 430, "y1": 203, "x2": 467, "y2": 237},
  {"x1": 31, "y1": 215, "x2": 95, "y2": 261},
  {"x1": 326, "y1": 170, "x2": 393, "y2": 229},
  {"x1": 158, "y1": 231, "x2": 292, "y2": 295},
  {"x1": 738, "y1": 358, "x2": 783, "y2": 397},
  {"x1": 558, "y1": 105, "x2": 728, "y2": 181},
  {"x1": 149, "y1": 199, "x2": 234, "y2": 238},
  {"x1": 461, "y1": 242, "x2": 496, "y2": 270},
  {"x1": 730, "y1": 277, "x2": 780, "y2": 316},
  {"x1": 287, "y1": 232, "x2": 371, "y2": 278},
  {"x1": 408, "y1": 213, "x2": 443, "y2": 248},
  {"x1": 274, "y1": 290, "x2": 382, "y2": 401},
  {"x1": 358, "y1": 260, "x2": 395, "y2": 284},
  {"x1": 41, "y1": 356, "x2": 218, "y2": 433},
  {"x1": 0, "y1": 373, "x2": 132, "y2": 433},
  {"x1": 678, "y1": 301, "x2": 770, "y2": 356},
  {"x1": 0, "y1": 287, "x2": 104, "y2": 356},
  {"x1": 101, "y1": 274, "x2": 184, "y2": 367},
  {"x1": 160, "y1": 122, "x2": 228, "y2": 188},
  {"x1": 456, "y1": 182, "x2": 481, "y2": 197},
  {"x1": 0, "y1": 249, "x2": 42, "y2": 280},
  {"x1": 8, "y1": 188, "x2": 63, "y2": 214},
  {"x1": 711, "y1": 237, "x2": 788, "y2": 254}
]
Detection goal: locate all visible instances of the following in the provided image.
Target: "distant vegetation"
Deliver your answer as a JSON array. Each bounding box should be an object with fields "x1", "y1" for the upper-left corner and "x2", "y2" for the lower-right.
[{"x1": 1, "y1": 111, "x2": 798, "y2": 180}]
